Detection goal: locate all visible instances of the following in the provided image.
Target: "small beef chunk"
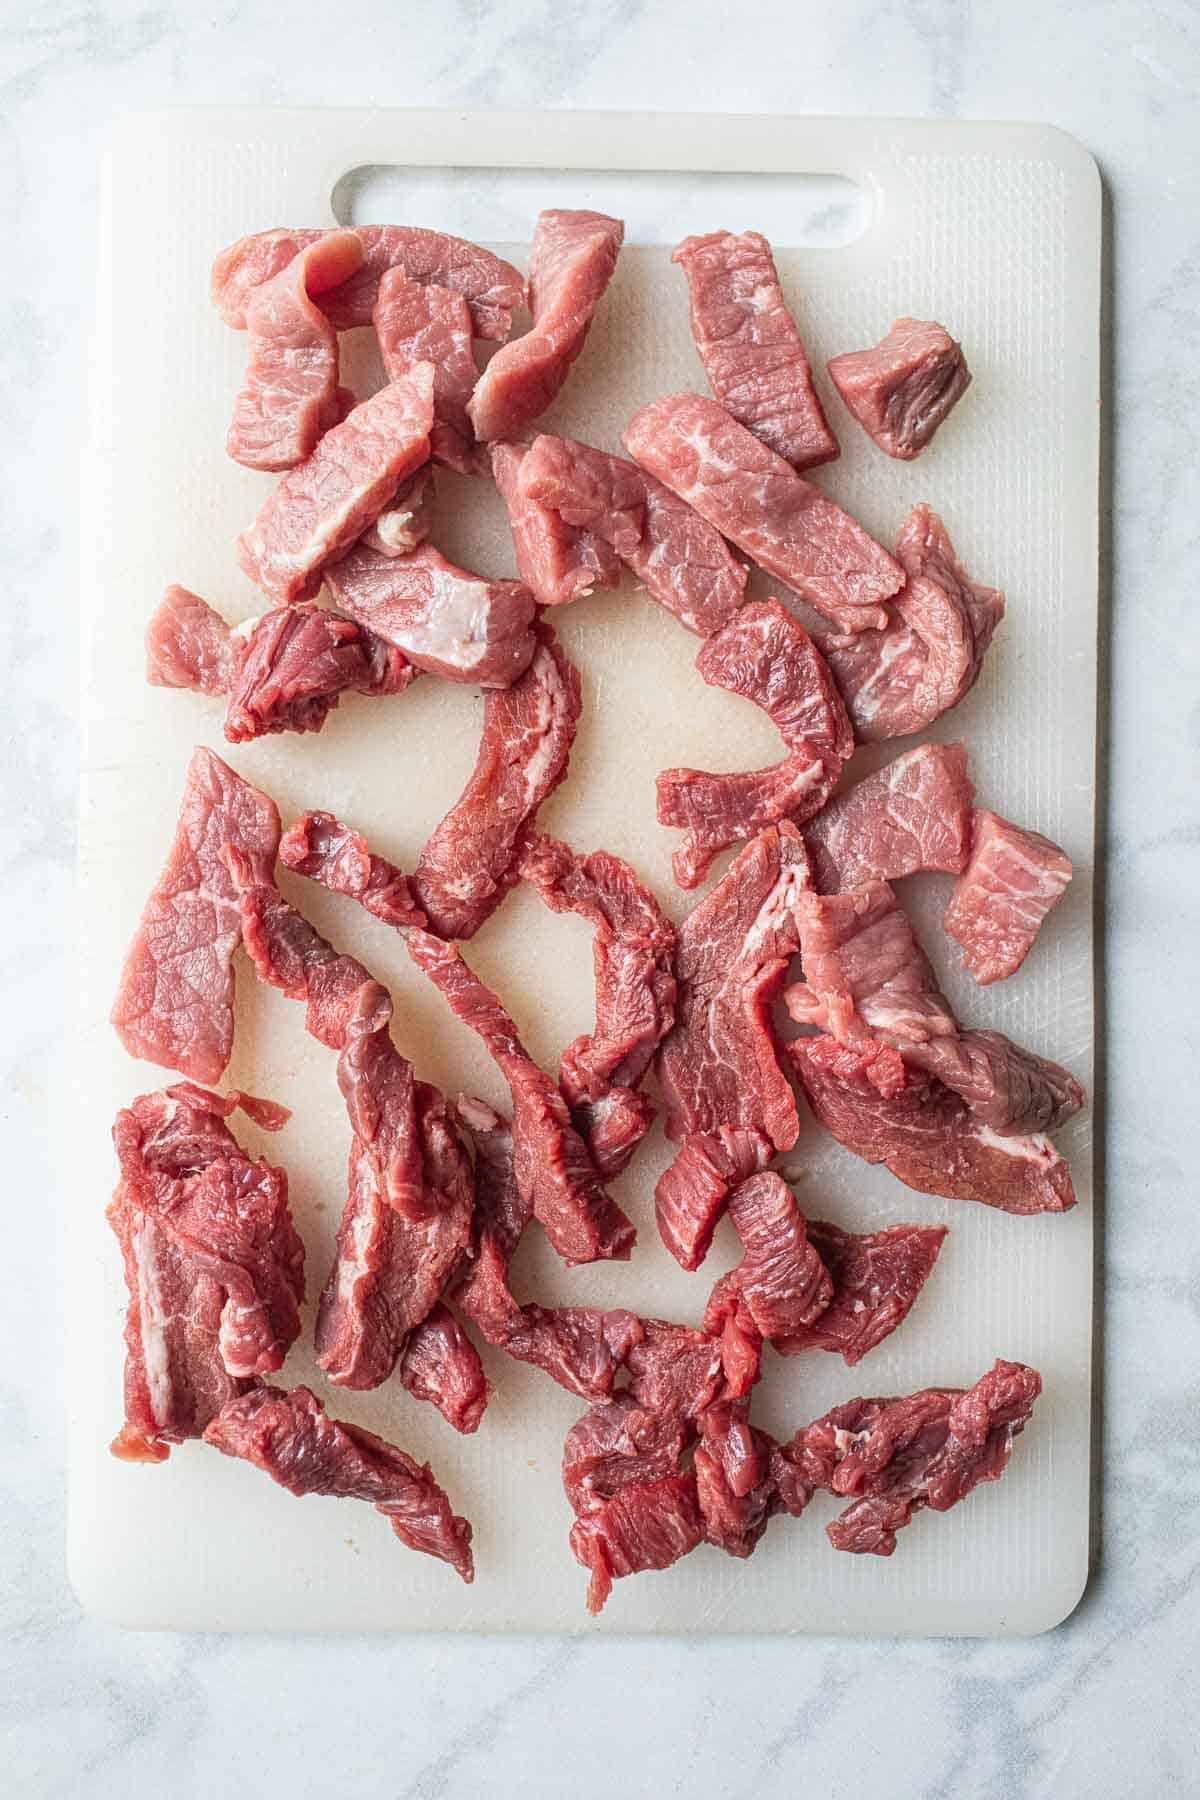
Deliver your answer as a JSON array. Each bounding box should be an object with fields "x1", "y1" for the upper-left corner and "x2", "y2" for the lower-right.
[
  {"x1": 398, "y1": 1303, "x2": 490, "y2": 1435},
  {"x1": 373, "y1": 269, "x2": 477, "y2": 472},
  {"x1": 827, "y1": 317, "x2": 971, "y2": 460},
  {"x1": 944, "y1": 808, "x2": 1073, "y2": 985},
  {"x1": 569, "y1": 1473, "x2": 703, "y2": 1614},
  {"x1": 694, "y1": 1400, "x2": 782, "y2": 1558},
  {"x1": 491, "y1": 440, "x2": 621, "y2": 608},
  {"x1": 803, "y1": 742, "x2": 974, "y2": 893},
  {"x1": 773, "y1": 1221, "x2": 947, "y2": 1365}
]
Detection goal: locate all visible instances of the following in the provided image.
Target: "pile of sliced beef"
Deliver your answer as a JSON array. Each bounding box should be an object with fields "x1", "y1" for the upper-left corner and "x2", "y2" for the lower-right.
[{"x1": 104, "y1": 203, "x2": 1084, "y2": 1612}]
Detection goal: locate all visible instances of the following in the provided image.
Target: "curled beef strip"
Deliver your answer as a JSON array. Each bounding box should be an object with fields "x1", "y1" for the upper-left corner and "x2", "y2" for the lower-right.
[
  {"x1": 515, "y1": 831, "x2": 677, "y2": 1177},
  {"x1": 204, "y1": 1384, "x2": 474, "y2": 1581},
  {"x1": 280, "y1": 811, "x2": 427, "y2": 928},
  {"x1": 704, "y1": 1172, "x2": 834, "y2": 1341},
  {"x1": 108, "y1": 1082, "x2": 304, "y2": 1463},
  {"x1": 694, "y1": 1400, "x2": 782, "y2": 1558}
]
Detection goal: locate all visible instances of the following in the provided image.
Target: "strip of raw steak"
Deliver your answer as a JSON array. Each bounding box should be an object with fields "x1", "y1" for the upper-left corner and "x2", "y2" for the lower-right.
[
  {"x1": 108, "y1": 1083, "x2": 303, "y2": 1463},
  {"x1": 112, "y1": 747, "x2": 281, "y2": 1085},
  {"x1": 238, "y1": 367, "x2": 434, "y2": 604},
  {"x1": 771, "y1": 1359, "x2": 1039, "y2": 1555},
  {"x1": 519, "y1": 432, "x2": 747, "y2": 635},
  {"x1": 827, "y1": 317, "x2": 972, "y2": 460},
  {"x1": 490, "y1": 440, "x2": 621, "y2": 608},
  {"x1": 803, "y1": 742, "x2": 974, "y2": 893},
  {"x1": 623, "y1": 390, "x2": 903, "y2": 632},
  {"x1": 412, "y1": 620, "x2": 581, "y2": 938},
  {"x1": 673, "y1": 229, "x2": 838, "y2": 469},
  {"x1": 654, "y1": 823, "x2": 813, "y2": 1268},
  {"x1": 944, "y1": 809, "x2": 1073, "y2": 985},
  {"x1": 515, "y1": 832, "x2": 676, "y2": 1177},
  {"x1": 227, "y1": 230, "x2": 363, "y2": 471},
  {"x1": 203, "y1": 1384, "x2": 474, "y2": 1580},
  {"x1": 822, "y1": 505, "x2": 1004, "y2": 741},
  {"x1": 786, "y1": 1036, "x2": 1077, "y2": 1214},
  {"x1": 212, "y1": 224, "x2": 524, "y2": 340},
  {"x1": 324, "y1": 538, "x2": 536, "y2": 687},
  {"x1": 773, "y1": 1220, "x2": 948, "y2": 1365},
  {"x1": 657, "y1": 597, "x2": 854, "y2": 886},
  {"x1": 280, "y1": 810, "x2": 427, "y2": 929},
  {"x1": 469, "y1": 210, "x2": 623, "y2": 441},
  {"x1": 373, "y1": 269, "x2": 478, "y2": 473},
  {"x1": 706, "y1": 1171, "x2": 834, "y2": 1341},
  {"x1": 406, "y1": 929, "x2": 635, "y2": 1265}
]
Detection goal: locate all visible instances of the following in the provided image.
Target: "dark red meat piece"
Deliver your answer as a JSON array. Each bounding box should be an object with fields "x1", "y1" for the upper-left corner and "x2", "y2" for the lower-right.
[
  {"x1": 944, "y1": 808, "x2": 1073, "y2": 986},
  {"x1": 717, "y1": 1171, "x2": 834, "y2": 1339},
  {"x1": 224, "y1": 604, "x2": 414, "y2": 742},
  {"x1": 280, "y1": 810, "x2": 426, "y2": 927},
  {"x1": 399, "y1": 1303, "x2": 490, "y2": 1435},
  {"x1": 803, "y1": 742, "x2": 974, "y2": 893},
  {"x1": 568, "y1": 1472, "x2": 703, "y2": 1614},
  {"x1": 827, "y1": 317, "x2": 972, "y2": 460},
  {"x1": 694, "y1": 1400, "x2": 781, "y2": 1558},
  {"x1": 774, "y1": 1220, "x2": 947, "y2": 1365},
  {"x1": 562, "y1": 1396, "x2": 688, "y2": 1516},
  {"x1": 625, "y1": 1318, "x2": 725, "y2": 1422}
]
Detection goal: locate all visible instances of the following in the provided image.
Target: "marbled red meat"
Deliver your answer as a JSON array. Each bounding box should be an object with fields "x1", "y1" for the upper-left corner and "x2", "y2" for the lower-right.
[
  {"x1": 656, "y1": 597, "x2": 853, "y2": 885},
  {"x1": 373, "y1": 269, "x2": 478, "y2": 472},
  {"x1": 515, "y1": 832, "x2": 676, "y2": 1176},
  {"x1": 774, "y1": 1220, "x2": 947, "y2": 1365},
  {"x1": 212, "y1": 224, "x2": 524, "y2": 341},
  {"x1": 673, "y1": 229, "x2": 838, "y2": 470},
  {"x1": 771, "y1": 1360, "x2": 1040, "y2": 1554},
  {"x1": 827, "y1": 317, "x2": 971, "y2": 460},
  {"x1": 569, "y1": 1472, "x2": 703, "y2": 1614},
  {"x1": 112, "y1": 748, "x2": 281, "y2": 1085},
  {"x1": 469, "y1": 209, "x2": 623, "y2": 441},
  {"x1": 361, "y1": 466, "x2": 435, "y2": 556},
  {"x1": 227, "y1": 231, "x2": 363, "y2": 471},
  {"x1": 562, "y1": 1397, "x2": 689, "y2": 1516},
  {"x1": 787, "y1": 1035, "x2": 1077, "y2": 1214},
  {"x1": 655, "y1": 823, "x2": 812, "y2": 1267},
  {"x1": 399, "y1": 1303, "x2": 490, "y2": 1434},
  {"x1": 625, "y1": 1318, "x2": 725, "y2": 1422},
  {"x1": 203, "y1": 1384, "x2": 474, "y2": 1580},
  {"x1": 324, "y1": 538, "x2": 536, "y2": 688},
  {"x1": 944, "y1": 808, "x2": 1073, "y2": 985},
  {"x1": 108, "y1": 1083, "x2": 303, "y2": 1463},
  {"x1": 491, "y1": 440, "x2": 621, "y2": 608},
  {"x1": 411, "y1": 621, "x2": 581, "y2": 938},
  {"x1": 623, "y1": 390, "x2": 903, "y2": 633},
  {"x1": 225, "y1": 850, "x2": 373, "y2": 1051},
  {"x1": 406, "y1": 929, "x2": 635, "y2": 1264},
  {"x1": 238, "y1": 368, "x2": 434, "y2": 604},
  {"x1": 715, "y1": 1171, "x2": 834, "y2": 1339},
  {"x1": 519, "y1": 433, "x2": 747, "y2": 635},
  {"x1": 803, "y1": 742, "x2": 974, "y2": 893},
  {"x1": 694, "y1": 1400, "x2": 781, "y2": 1558},
  {"x1": 280, "y1": 810, "x2": 427, "y2": 929}
]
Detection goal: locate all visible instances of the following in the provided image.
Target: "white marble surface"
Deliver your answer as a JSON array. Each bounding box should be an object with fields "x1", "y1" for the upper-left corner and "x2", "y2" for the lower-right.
[{"x1": 2, "y1": 0, "x2": 1197, "y2": 1793}]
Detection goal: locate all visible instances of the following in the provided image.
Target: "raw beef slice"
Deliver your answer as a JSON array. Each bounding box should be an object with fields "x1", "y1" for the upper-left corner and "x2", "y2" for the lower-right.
[
  {"x1": 804, "y1": 742, "x2": 974, "y2": 893},
  {"x1": 673, "y1": 229, "x2": 838, "y2": 469},
  {"x1": 491, "y1": 440, "x2": 621, "y2": 609},
  {"x1": 773, "y1": 1220, "x2": 947, "y2": 1365},
  {"x1": 111, "y1": 747, "x2": 281, "y2": 1085},
  {"x1": 373, "y1": 268, "x2": 478, "y2": 472},
  {"x1": 944, "y1": 809, "x2": 1073, "y2": 985},
  {"x1": 828, "y1": 317, "x2": 972, "y2": 460}
]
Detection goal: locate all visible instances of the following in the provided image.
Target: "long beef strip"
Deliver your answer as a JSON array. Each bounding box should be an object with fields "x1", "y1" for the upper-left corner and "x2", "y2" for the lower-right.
[
  {"x1": 222, "y1": 846, "x2": 481, "y2": 1413},
  {"x1": 204, "y1": 1384, "x2": 474, "y2": 1581},
  {"x1": 108, "y1": 1082, "x2": 304, "y2": 1463},
  {"x1": 654, "y1": 821, "x2": 813, "y2": 1270},
  {"x1": 111, "y1": 746, "x2": 281, "y2": 1086},
  {"x1": 785, "y1": 878, "x2": 1086, "y2": 1136},
  {"x1": 656, "y1": 596, "x2": 855, "y2": 887},
  {"x1": 147, "y1": 587, "x2": 414, "y2": 744},
  {"x1": 514, "y1": 831, "x2": 677, "y2": 1177}
]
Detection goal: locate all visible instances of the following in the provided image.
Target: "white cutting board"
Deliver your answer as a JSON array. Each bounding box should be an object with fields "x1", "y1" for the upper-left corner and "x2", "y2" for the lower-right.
[{"x1": 70, "y1": 110, "x2": 1100, "y2": 1634}]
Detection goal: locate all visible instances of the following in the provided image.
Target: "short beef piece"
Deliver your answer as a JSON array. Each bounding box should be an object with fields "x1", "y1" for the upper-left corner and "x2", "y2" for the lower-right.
[
  {"x1": 828, "y1": 317, "x2": 971, "y2": 460},
  {"x1": 944, "y1": 809, "x2": 1073, "y2": 985}
]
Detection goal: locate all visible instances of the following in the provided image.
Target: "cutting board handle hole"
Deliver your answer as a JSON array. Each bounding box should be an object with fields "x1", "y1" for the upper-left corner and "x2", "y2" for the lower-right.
[{"x1": 331, "y1": 166, "x2": 873, "y2": 249}]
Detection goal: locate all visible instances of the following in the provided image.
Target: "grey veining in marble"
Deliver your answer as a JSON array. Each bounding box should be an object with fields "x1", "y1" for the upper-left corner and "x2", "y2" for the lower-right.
[{"x1": 2, "y1": 0, "x2": 1199, "y2": 1794}]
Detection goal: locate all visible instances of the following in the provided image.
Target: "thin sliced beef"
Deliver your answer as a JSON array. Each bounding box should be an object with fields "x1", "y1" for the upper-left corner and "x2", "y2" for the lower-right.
[
  {"x1": 111, "y1": 748, "x2": 281, "y2": 1085},
  {"x1": 324, "y1": 538, "x2": 536, "y2": 687},
  {"x1": 108, "y1": 1083, "x2": 304, "y2": 1463},
  {"x1": 454, "y1": 1095, "x2": 532, "y2": 1265},
  {"x1": 804, "y1": 742, "x2": 974, "y2": 893},
  {"x1": 515, "y1": 832, "x2": 676, "y2": 1176},
  {"x1": 774, "y1": 1220, "x2": 947, "y2": 1365},
  {"x1": 469, "y1": 209, "x2": 623, "y2": 442},
  {"x1": 944, "y1": 808, "x2": 1073, "y2": 986},
  {"x1": 373, "y1": 269, "x2": 478, "y2": 473},
  {"x1": 280, "y1": 810, "x2": 427, "y2": 929},
  {"x1": 673, "y1": 229, "x2": 838, "y2": 470},
  {"x1": 238, "y1": 368, "x2": 435, "y2": 604},
  {"x1": 716, "y1": 1172, "x2": 834, "y2": 1339},
  {"x1": 625, "y1": 1319, "x2": 725, "y2": 1422},
  {"x1": 212, "y1": 224, "x2": 524, "y2": 340},
  {"x1": 569, "y1": 1472, "x2": 703, "y2": 1614},
  {"x1": 412, "y1": 621, "x2": 581, "y2": 938},
  {"x1": 823, "y1": 505, "x2": 1003, "y2": 741},
  {"x1": 406, "y1": 928, "x2": 635, "y2": 1264},
  {"x1": 227, "y1": 230, "x2": 363, "y2": 471},
  {"x1": 362, "y1": 467, "x2": 435, "y2": 556},
  {"x1": 827, "y1": 317, "x2": 971, "y2": 460},
  {"x1": 520, "y1": 433, "x2": 748, "y2": 636},
  {"x1": 203, "y1": 1384, "x2": 474, "y2": 1580},
  {"x1": 399, "y1": 1303, "x2": 490, "y2": 1435},
  {"x1": 491, "y1": 440, "x2": 621, "y2": 608},
  {"x1": 656, "y1": 597, "x2": 854, "y2": 886},
  {"x1": 562, "y1": 1397, "x2": 688, "y2": 1516},
  {"x1": 786, "y1": 879, "x2": 1085, "y2": 1134},
  {"x1": 147, "y1": 585, "x2": 239, "y2": 695},
  {"x1": 623, "y1": 391, "x2": 903, "y2": 633},
  {"x1": 786, "y1": 1035, "x2": 1077, "y2": 1214},
  {"x1": 772, "y1": 1360, "x2": 1040, "y2": 1554},
  {"x1": 655, "y1": 823, "x2": 813, "y2": 1268},
  {"x1": 694, "y1": 1400, "x2": 781, "y2": 1558}
]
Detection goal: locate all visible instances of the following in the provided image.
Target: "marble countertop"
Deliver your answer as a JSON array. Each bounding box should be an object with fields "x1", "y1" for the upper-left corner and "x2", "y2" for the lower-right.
[{"x1": 4, "y1": 1, "x2": 1198, "y2": 1794}]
